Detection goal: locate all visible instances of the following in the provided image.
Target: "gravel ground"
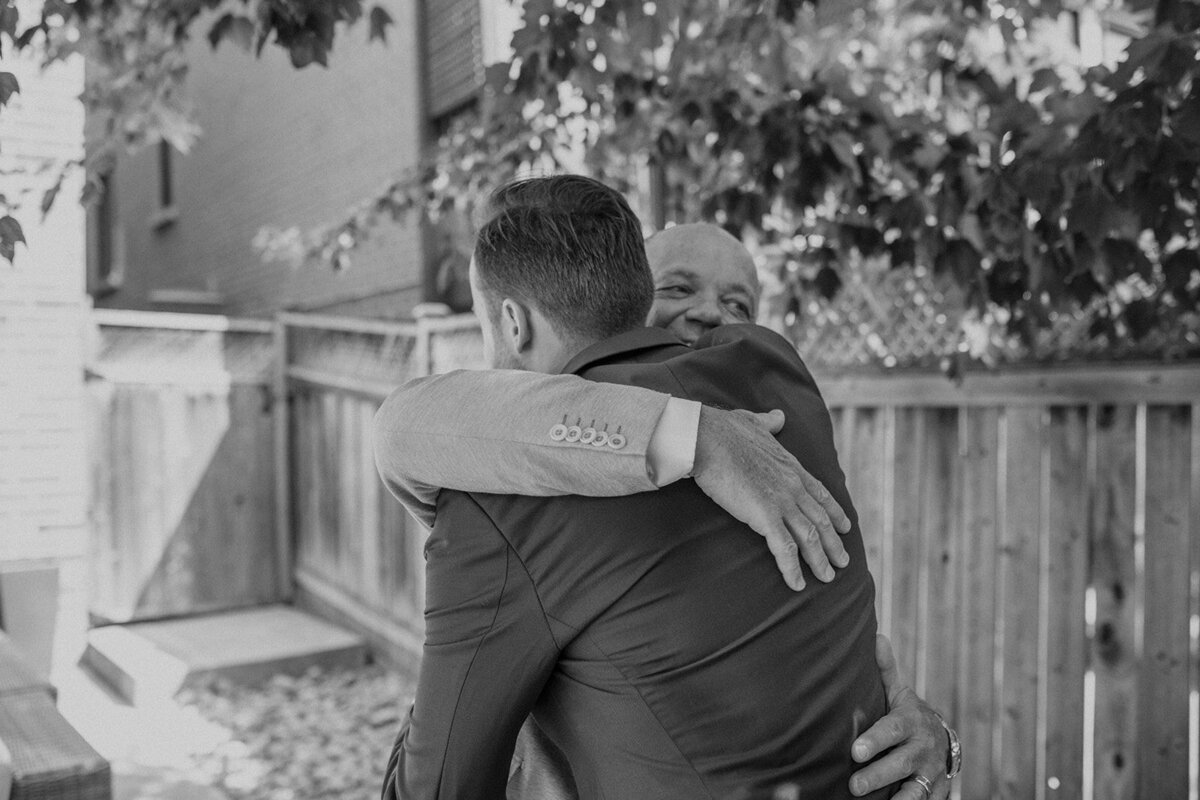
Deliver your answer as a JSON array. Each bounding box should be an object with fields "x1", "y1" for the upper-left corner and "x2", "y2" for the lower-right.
[{"x1": 176, "y1": 664, "x2": 416, "y2": 800}]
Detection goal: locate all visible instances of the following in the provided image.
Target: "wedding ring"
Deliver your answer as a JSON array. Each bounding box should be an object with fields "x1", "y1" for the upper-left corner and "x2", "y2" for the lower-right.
[{"x1": 912, "y1": 774, "x2": 933, "y2": 798}]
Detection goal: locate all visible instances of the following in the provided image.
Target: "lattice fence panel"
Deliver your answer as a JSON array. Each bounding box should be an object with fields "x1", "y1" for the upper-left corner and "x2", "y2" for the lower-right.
[
  {"x1": 789, "y1": 266, "x2": 965, "y2": 370},
  {"x1": 786, "y1": 265, "x2": 1199, "y2": 370}
]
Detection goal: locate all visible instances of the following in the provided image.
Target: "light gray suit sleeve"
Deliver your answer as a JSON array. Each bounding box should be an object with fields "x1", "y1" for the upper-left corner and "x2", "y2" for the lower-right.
[{"x1": 372, "y1": 369, "x2": 681, "y2": 527}]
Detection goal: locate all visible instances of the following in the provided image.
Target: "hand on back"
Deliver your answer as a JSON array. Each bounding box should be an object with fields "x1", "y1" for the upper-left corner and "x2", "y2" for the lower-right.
[{"x1": 692, "y1": 406, "x2": 851, "y2": 591}]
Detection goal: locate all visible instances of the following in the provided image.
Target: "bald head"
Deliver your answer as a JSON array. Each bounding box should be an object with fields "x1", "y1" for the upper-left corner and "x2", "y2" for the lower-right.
[{"x1": 645, "y1": 223, "x2": 760, "y2": 345}]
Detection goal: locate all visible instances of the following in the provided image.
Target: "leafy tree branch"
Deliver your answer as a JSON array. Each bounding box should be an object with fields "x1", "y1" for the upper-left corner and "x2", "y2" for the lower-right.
[
  {"x1": 0, "y1": 0, "x2": 394, "y2": 262},
  {"x1": 266, "y1": 0, "x2": 1199, "y2": 361}
]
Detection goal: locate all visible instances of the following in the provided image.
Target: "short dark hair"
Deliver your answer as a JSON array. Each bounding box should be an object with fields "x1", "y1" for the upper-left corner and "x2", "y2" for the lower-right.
[{"x1": 473, "y1": 175, "x2": 653, "y2": 342}]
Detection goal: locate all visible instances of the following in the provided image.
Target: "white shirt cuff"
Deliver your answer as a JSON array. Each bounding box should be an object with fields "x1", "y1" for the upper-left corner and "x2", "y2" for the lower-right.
[{"x1": 645, "y1": 397, "x2": 701, "y2": 487}]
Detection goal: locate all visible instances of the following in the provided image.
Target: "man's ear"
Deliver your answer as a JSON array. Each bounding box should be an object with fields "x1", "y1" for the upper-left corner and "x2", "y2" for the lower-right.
[{"x1": 500, "y1": 298, "x2": 533, "y2": 353}]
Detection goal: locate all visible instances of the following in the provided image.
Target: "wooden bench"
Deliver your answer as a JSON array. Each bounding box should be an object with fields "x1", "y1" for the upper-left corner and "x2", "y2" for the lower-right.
[{"x1": 0, "y1": 632, "x2": 110, "y2": 800}]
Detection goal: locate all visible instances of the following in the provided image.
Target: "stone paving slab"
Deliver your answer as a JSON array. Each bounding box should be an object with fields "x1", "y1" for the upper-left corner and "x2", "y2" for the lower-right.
[{"x1": 81, "y1": 605, "x2": 367, "y2": 703}]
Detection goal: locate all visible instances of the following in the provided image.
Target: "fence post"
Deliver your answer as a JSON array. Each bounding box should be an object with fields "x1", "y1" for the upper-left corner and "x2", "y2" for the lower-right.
[
  {"x1": 415, "y1": 317, "x2": 432, "y2": 377},
  {"x1": 273, "y1": 317, "x2": 293, "y2": 601}
]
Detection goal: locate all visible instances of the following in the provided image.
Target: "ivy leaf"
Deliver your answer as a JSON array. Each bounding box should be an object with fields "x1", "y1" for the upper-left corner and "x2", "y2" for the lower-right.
[
  {"x1": 1065, "y1": 266, "x2": 1104, "y2": 304},
  {"x1": 1164, "y1": 249, "x2": 1199, "y2": 296},
  {"x1": 14, "y1": 23, "x2": 39, "y2": 49},
  {"x1": 1102, "y1": 237, "x2": 1150, "y2": 280},
  {"x1": 0, "y1": 3, "x2": 17, "y2": 41},
  {"x1": 1124, "y1": 298, "x2": 1156, "y2": 341},
  {"x1": 1028, "y1": 67, "x2": 1059, "y2": 94},
  {"x1": 775, "y1": 0, "x2": 803, "y2": 24},
  {"x1": 226, "y1": 17, "x2": 256, "y2": 52},
  {"x1": 1068, "y1": 185, "x2": 1115, "y2": 245},
  {"x1": 1111, "y1": 26, "x2": 1172, "y2": 88},
  {"x1": 827, "y1": 132, "x2": 862, "y2": 184},
  {"x1": 986, "y1": 258, "x2": 1029, "y2": 305},
  {"x1": 1176, "y1": 101, "x2": 1200, "y2": 145},
  {"x1": 958, "y1": 212, "x2": 987, "y2": 253},
  {"x1": 40, "y1": 172, "x2": 63, "y2": 219},
  {"x1": 937, "y1": 239, "x2": 981, "y2": 286},
  {"x1": 0, "y1": 72, "x2": 19, "y2": 107},
  {"x1": 368, "y1": 6, "x2": 392, "y2": 43},
  {"x1": 0, "y1": 215, "x2": 25, "y2": 264},
  {"x1": 207, "y1": 13, "x2": 233, "y2": 49},
  {"x1": 334, "y1": 0, "x2": 363, "y2": 25},
  {"x1": 813, "y1": 264, "x2": 841, "y2": 298},
  {"x1": 288, "y1": 34, "x2": 328, "y2": 68}
]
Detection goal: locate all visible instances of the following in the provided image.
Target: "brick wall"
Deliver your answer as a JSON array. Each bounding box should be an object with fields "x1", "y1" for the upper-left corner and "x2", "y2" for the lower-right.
[
  {"x1": 0, "y1": 39, "x2": 89, "y2": 674},
  {"x1": 92, "y1": 0, "x2": 428, "y2": 319},
  {"x1": 0, "y1": 47, "x2": 87, "y2": 558}
]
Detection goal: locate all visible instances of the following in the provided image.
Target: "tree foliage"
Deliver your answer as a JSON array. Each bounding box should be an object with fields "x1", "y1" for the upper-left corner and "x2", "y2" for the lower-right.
[
  {"x1": 0, "y1": 0, "x2": 394, "y2": 261},
  {"x1": 4, "y1": 0, "x2": 1198, "y2": 362},
  {"x1": 266, "y1": 0, "x2": 1200, "y2": 362}
]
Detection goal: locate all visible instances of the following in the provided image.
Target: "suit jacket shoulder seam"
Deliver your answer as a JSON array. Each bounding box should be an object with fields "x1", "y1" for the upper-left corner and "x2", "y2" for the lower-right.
[{"x1": 463, "y1": 493, "x2": 566, "y2": 650}]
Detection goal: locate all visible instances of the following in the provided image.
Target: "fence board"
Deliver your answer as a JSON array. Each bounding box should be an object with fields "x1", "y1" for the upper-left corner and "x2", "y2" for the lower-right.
[
  {"x1": 841, "y1": 408, "x2": 888, "y2": 624},
  {"x1": 360, "y1": 398, "x2": 383, "y2": 607},
  {"x1": 999, "y1": 406, "x2": 1044, "y2": 800},
  {"x1": 1193, "y1": 402, "x2": 1200, "y2": 800},
  {"x1": 1043, "y1": 406, "x2": 1089, "y2": 800},
  {"x1": 830, "y1": 407, "x2": 845, "y2": 457},
  {"x1": 318, "y1": 391, "x2": 340, "y2": 576},
  {"x1": 379, "y1": 469, "x2": 418, "y2": 621},
  {"x1": 957, "y1": 406, "x2": 1000, "y2": 800},
  {"x1": 1137, "y1": 405, "x2": 1192, "y2": 797},
  {"x1": 889, "y1": 407, "x2": 924, "y2": 684},
  {"x1": 1091, "y1": 404, "x2": 1139, "y2": 800},
  {"x1": 337, "y1": 395, "x2": 362, "y2": 593},
  {"x1": 920, "y1": 408, "x2": 960, "y2": 714},
  {"x1": 294, "y1": 389, "x2": 317, "y2": 574}
]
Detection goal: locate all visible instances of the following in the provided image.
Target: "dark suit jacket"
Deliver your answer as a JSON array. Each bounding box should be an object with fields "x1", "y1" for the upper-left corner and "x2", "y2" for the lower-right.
[{"x1": 381, "y1": 325, "x2": 889, "y2": 800}]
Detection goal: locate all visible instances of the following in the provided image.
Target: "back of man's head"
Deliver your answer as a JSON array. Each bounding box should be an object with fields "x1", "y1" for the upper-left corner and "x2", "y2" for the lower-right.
[{"x1": 473, "y1": 175, "x2": 653, "y2": 344}]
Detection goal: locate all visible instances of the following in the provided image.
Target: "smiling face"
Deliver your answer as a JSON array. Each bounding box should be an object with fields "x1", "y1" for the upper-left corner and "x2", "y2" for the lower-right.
[{"x1": 644, "y1": 223, "x2": 760, "y2": 345}]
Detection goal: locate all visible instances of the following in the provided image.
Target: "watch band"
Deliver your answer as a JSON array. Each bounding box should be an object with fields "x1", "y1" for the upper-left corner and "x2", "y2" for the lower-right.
[{"x1": 937, "y1": 714, "x2": 962, "y2": 779}]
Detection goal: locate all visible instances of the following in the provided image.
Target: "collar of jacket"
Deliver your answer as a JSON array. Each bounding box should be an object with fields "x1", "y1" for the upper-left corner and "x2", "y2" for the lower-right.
[{"x1": 559, "y1": 326, "x2": 685, "y2": 376}]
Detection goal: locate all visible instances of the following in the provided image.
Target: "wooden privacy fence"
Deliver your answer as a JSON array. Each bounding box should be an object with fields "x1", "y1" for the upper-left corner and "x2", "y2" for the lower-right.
[
  {"x1": 818, "y1": 368, "x2": 1200, "y2": 800},
  {"x1": 89, "y1": 308, "x2": 1199, "y2": 800},
  {"x1": 278, "y1": 312, "x2": 484, "y2": 664},
  {"x1": 87, "y1": 310, "x2": 280, "y2": 623},
  {"x1": 280, "y1": 311, "x2": 1199, "y2": 800}
]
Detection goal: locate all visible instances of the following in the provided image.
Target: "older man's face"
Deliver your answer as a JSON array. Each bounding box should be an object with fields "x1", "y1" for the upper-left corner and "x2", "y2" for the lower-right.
[{"x1": 645, "y1": 225, "x2": 760, "y2": 346}]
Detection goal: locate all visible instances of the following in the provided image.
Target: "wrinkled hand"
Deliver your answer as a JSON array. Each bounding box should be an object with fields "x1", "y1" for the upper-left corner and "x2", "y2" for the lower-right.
[
  {"x1": 850, "y1": 635, "x2": 951, "y2": 799},
  {"x1": 692, "y1": 406, "x2": 851, "y2": 591}
]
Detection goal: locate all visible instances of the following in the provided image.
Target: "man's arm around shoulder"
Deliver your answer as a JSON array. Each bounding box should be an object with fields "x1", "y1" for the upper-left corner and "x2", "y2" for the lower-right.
[
  {"x1": 372, "y1": 370, "x2": 687, "y2": 527},
  {"x1": 372, "y1": 354, "x2": 850, "y2": 591}
]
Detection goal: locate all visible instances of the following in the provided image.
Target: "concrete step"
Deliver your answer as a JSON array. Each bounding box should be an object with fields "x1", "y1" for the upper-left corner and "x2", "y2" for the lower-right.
[{"x1": 81, "y1": 604, "x2": 367, "y2": 704}]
